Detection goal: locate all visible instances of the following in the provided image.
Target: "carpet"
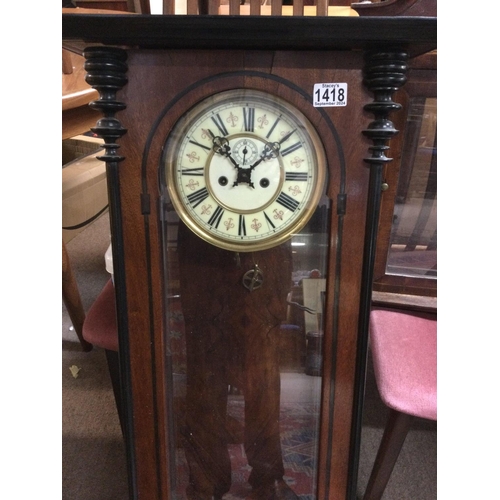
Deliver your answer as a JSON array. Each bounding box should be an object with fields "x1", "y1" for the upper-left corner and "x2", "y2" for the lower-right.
[{"x1": 172, "y1": 399, "x2": 321, "y2": 499}]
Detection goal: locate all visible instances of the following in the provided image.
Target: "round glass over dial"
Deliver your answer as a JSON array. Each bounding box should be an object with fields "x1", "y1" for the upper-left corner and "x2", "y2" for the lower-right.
[{"x1": 163, "y1": 89, "x2": 327, "y2": 252}]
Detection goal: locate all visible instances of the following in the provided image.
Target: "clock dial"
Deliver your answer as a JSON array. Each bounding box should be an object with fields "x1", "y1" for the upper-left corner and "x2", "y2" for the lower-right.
[{"x1": 164, "y1": 89, "x2": 326, "y2": 251}]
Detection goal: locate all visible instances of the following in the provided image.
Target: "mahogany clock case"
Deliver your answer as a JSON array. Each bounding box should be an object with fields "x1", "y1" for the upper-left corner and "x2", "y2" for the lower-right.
[{"x1": 118, "y1": 50, "x2": 369, "y2": 499}]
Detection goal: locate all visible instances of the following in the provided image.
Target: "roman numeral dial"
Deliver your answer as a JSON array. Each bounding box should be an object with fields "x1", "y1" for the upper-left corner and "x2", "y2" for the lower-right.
[{"x1": 164, "y1": 89, "x2": 326, "y2": 252}]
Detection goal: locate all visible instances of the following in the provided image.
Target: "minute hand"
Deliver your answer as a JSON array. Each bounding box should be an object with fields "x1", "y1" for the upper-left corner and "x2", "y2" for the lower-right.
[
  {"x1": 250, "y1": 141, "x2": 279, "y2": 169},
  {"x1": 278, "y1": 128, "x2": 297, "y2": 147},
  {"x1": 262, "y1": 128, "x2": 297, "y2": 160}
]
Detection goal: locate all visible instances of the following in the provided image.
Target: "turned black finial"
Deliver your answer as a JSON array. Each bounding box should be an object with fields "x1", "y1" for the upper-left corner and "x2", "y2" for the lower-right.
[
  {"x1": 362, "y1": 49, "x2": 409, "y2": 166},
  {"x1": 83, "y1": 46, "x2": 128, "y2": 163}
]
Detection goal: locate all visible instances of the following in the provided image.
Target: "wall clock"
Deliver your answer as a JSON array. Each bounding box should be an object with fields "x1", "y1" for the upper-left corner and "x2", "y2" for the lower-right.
[{"x1": 63, "y1": 12, "x2": 436, "y2": 500}]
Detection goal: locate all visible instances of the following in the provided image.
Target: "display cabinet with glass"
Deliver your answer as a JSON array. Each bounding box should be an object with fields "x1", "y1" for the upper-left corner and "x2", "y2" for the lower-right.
[{"x1": 372, "y1": 51, "x2": 437, "y2": 311}]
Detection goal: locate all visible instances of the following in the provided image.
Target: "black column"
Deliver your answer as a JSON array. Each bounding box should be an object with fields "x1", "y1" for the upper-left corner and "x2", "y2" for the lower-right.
[
  {"x1": 348, "y1": 48, "x2": 409, "y2": 500},
  {"x1": 83, "y1": 46, "x2": 137, "y2": 500}
]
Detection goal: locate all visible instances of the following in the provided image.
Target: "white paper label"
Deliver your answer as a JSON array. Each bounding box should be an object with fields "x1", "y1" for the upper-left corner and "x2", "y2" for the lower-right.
[{"x1": 313, "y1": 83, "x2": 348, "y2": 107}]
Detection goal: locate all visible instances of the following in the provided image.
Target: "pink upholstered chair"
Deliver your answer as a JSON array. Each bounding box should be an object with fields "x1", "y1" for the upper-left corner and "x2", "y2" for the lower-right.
[
  {"x1": 82, "y1": 279, "x2": 118, "y2": 352},
  {"x1": 81, "y1": 279, "x2": 124, "y2": 432},
  {"x1": 363, "y1": 309, "x2": 437, "y2": 500}
]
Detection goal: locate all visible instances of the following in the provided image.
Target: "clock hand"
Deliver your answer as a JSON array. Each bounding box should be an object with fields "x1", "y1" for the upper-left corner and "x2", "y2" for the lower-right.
[
  {"x1": 207, "y1": 130, "x2": 240, "y2": 169},
  {"x1": 252, "y1": 141, "x2": 280, "y2": 167},
  {"x1": 245, "y1": 141, "x2": 277, "y2": 175},
  {"x1": 256, "y1": 128, "x2": 297, "y2": 164},
  {"x1": 231, "y1": 134, "x2": 289, "y2": 188},
  {"x1": 207, "y1": 129, "x2": 251, "y2": 188},
  {"x1": 233, "y1": 143, "x2": 258, "y2": 188},
  {"x1": 278, "y1": 128, "x2": 297, "y2": 146}
]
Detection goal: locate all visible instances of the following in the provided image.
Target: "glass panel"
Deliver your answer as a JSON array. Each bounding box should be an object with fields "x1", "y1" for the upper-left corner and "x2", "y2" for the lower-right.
[
  {"x1": 386, "y1": 97, "x2": 437, "y2": 279},
  {"x1": 161, "y1": 196, "x2": 330, "y2": 499}
]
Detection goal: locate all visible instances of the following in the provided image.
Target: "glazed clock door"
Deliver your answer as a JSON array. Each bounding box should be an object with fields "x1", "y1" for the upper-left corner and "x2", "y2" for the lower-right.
[{"x1": 159, "y1": 89, "x2": 331, "y2": 499}]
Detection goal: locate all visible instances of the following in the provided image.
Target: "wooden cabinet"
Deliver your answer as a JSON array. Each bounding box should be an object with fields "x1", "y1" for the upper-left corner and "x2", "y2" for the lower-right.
[
  {"x1": 74, "y1": 0, "x2": 131, "y2": 11},
  {"x1": 372, "y1": 51, "x2": 437, "y2": 311}
]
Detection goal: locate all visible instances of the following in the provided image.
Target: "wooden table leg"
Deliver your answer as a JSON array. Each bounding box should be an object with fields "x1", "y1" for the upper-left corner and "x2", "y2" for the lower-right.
[{"x1": 62, "y1": 240, "x2": 93, "y2": 351}]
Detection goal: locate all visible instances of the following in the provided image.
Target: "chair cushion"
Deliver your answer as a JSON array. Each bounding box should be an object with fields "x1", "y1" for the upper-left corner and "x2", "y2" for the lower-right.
[
  {"x1": 369, "y1": 309, "x2": 437, "y2": 421},
  {"x1": 82, "y1": 279, "x2": 118, "y2": 351}
]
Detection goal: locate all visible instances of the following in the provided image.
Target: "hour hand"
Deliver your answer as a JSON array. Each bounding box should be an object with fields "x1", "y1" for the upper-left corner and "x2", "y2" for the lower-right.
[{"x1": 208, "y1": 130, "x2": 239, "y2": 168}]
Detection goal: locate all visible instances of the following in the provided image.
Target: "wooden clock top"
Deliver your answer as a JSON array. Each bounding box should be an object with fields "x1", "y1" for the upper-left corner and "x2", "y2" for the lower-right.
[{"x1": 62, "y1": 14, "x2": 436, "y2": 56}]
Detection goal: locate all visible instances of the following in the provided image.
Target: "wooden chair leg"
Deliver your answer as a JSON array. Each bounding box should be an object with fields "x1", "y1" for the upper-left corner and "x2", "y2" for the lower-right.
[
  {"x1": 62, "y1": 240, "x2": 92, "y2": 352},
  {"x1": 105, "y1": 349, "x2": 125, "y2": 436},
  {"x1": 363, "y1": 408, "x2": 413, "y2": 500}
]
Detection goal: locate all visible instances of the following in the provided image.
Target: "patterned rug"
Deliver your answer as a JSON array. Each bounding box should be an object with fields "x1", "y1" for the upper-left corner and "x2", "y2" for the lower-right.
[{"x1": 173, "y1": 399, "x2": 320, "y2": 499}]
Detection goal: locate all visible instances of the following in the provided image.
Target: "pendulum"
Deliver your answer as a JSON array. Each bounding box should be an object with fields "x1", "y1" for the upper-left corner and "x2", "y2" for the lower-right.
[{"x1": 242, "y1": 264, "x2": 264, "y2": 292}]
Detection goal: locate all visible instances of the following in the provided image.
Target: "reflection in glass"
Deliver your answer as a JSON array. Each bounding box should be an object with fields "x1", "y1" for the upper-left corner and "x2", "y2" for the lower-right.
[
  {"x1": 161, "y1": 198, "x2": 330, "y2": 499},
  {"x1": 386, "y1": 97, "x2": 437, "y2": 279}
]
